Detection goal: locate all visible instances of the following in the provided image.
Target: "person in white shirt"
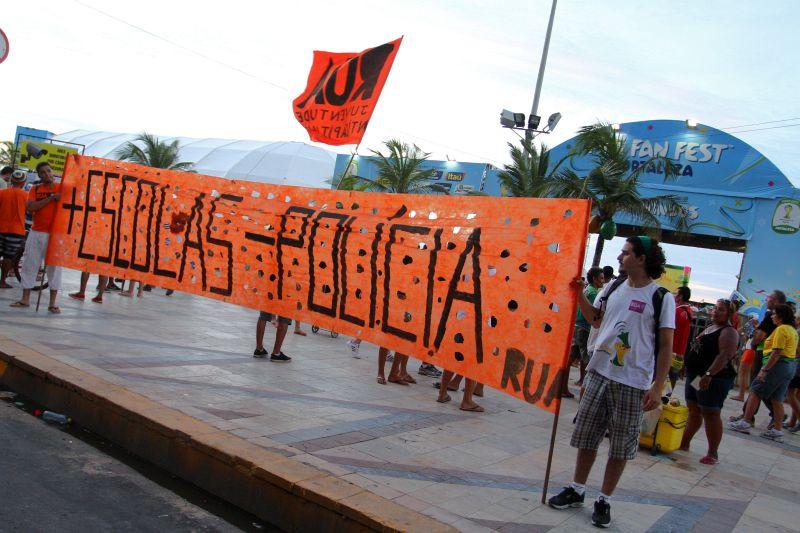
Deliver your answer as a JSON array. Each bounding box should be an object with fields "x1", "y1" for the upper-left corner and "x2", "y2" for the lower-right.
[{"x1": 548, "y1": 236, "x2": 675, "y2": 529}]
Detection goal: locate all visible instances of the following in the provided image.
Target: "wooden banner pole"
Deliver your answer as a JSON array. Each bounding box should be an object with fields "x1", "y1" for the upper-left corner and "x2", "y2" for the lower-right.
[{"x1": 540, "y1": 396, "x2": 563, "y2": 504}]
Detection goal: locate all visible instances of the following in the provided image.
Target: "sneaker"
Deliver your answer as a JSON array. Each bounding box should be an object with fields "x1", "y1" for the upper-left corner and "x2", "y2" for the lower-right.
[
  {"x1": 788, "y1": 423, "x2": 800, "y2": 434},
  {"x1": 728, "y1": 414, "x2": 743, "y2": 423},
  {"x1": 418, "y1": 364, "x2": 442, "y2": 377},
  {"x1": 767, "y1": 414, "x2": 788, "y2": 431},
  {"x1": 547, "y1": 487, "x2": 585, "y2": 509},
  {"x1": 761, "y1": 428, "x2": 784, "y2": 442},
  {"x1": 270, "y1": 352, "x2": 292, "y2": 362},
  {"x1": 253, "y1": 348, "x2": 268, "y2": 358},
  {"x1": 729, "y1": 419, "x2": 753, "y2": 434},
  {"x1": 105, "y1": 282, "x2": 121, "y2": 291},
  {"x1": 347, "y1": 339, "x2": 361, "y2": 357},
  {"x1": 387, "y1": 353, "x2": 394, "y2": 362},
  {"x1": 68, "y1": 292, "x2": 85, "y2": 300},
  {"x1": 592, "y1": 500, "x2": 611, "y2": 528}
]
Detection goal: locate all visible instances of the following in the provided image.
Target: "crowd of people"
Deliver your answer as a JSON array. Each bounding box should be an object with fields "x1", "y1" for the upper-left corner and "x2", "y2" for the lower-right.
[{"x1": 3, "y1": 166, "x2": 799, "y2": 529}]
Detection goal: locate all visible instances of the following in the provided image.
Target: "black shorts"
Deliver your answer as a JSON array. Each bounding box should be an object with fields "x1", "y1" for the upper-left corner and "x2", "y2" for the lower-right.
[
  {"x1": 789, "y1": 375, "x2": 800, "y2": 390},
  {"x1": 259, "y1": 311, "x2": 291, "y2": 325},
  {"x1": 685, "y1": 372, "x2": 735, "y2": 410}
]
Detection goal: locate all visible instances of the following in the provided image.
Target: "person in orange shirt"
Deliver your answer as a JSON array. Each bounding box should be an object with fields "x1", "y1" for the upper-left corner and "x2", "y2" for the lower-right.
[
  {"x1": 9, "y1": 162, "x2": 63, "y2": 313},
  {"x1": 0, "y1": 170, "x2": 29, "y2": 287}
]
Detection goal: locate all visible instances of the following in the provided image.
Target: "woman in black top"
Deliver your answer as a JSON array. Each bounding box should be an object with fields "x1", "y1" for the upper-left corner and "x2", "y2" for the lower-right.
[{"x1": 679, "y1": 299, "x2": 739, "y2": 465}]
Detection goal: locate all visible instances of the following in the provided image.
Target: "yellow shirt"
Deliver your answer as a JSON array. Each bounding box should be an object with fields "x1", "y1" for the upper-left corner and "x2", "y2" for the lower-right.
[{"x1": 763, "y1": 324, "x2": 798, "y2": 364}]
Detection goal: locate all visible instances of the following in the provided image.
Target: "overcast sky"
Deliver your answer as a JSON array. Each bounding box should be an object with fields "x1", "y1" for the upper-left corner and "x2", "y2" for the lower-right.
[{"x1": 1, "y1": 0, "x2": 797, "y2": 301}]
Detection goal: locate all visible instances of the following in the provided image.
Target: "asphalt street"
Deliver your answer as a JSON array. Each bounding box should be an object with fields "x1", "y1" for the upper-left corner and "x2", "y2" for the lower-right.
[{"x1": 0, "y1": 397, "x2": 268, "y2": 532}]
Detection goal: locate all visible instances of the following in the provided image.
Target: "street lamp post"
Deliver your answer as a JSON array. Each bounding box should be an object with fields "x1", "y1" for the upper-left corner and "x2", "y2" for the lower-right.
[{"x1": 525, "y1": 0, "x2": 558, "y2": 146}]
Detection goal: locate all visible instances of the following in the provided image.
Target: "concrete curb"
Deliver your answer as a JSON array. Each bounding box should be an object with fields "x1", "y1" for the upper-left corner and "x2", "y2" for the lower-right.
[{"x1": 0, "y1": 338, "x2": 455, "y2": 533}]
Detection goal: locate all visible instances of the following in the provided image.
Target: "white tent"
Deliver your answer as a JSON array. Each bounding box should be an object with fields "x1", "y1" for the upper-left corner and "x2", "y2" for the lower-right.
[{"x1": 53, "y1": 130, "x2": 337, "y2": 189}]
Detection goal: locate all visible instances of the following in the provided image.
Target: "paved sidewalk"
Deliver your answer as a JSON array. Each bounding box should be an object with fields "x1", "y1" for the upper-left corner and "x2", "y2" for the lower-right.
[{"x1": 1, "y1": 271, "x2": 798, "y2": 532}]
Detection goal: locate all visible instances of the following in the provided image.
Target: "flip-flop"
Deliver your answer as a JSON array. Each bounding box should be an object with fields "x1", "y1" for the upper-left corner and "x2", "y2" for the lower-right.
[
  {"x1": 376, "y1": 376, "x2": 386, "y2": 385},
  {"x1": 460, "y1": 405, "x2": 485, "y2": 412},
  {"x1": 48, "y1": 306, "x2": 61, "y2": 314},
  {"x1": 402, "y1": 375, "x2": 417, "y2": 384},
  {"x1": 9, "y1": 301, "x2": 29, "y2": 308},
  {"x1": 437, "y1": 394, "x2": 452, "y2": 403},
  {"x1": 119, "y1": 292, "x2": 132, "y2": 298},
  {"x1": 699, "y1": 455, "x2": 718, "y2": 465},
  {"x1": 294, "y1": 330, "x2": 307, "y2": 336},
  {"x1": 387, "y1": 376, "x2": 409, "y2": 386}
]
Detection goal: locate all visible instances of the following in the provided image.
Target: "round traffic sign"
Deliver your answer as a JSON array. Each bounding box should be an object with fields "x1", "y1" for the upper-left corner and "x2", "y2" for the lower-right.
[{"x1": 0, "y1": 28, "x2": 9, "y2": 64}]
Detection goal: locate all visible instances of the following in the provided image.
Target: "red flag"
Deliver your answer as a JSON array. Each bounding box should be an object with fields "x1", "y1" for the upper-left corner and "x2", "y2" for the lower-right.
[{"x1": 293, "y1": 37, "x2": 402, "y2": 146}]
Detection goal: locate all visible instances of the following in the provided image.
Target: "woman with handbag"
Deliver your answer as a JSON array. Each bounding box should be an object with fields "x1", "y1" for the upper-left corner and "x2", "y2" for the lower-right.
[{"x1": 679, "y1": 299, "x2": 738, "y2": 465}]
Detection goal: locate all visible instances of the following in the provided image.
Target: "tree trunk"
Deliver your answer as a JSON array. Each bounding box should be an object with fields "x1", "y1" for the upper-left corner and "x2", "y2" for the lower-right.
[{"x1": 592, "y1": 234, "x2": 605, "y2": 267}]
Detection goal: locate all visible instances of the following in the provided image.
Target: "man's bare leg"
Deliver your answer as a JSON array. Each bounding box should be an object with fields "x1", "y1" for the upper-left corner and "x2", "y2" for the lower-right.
[
  {"x1": 0, "y1": 259, "x2": 14, "y2": 288},
  {"x1": 48, "y1": 289, "x2": 58, "y2": 311},
  {"x1": 388, "y1": 353, "x2": 408, "y2": 385},
  {"x1": 69, "y1": 272, "x2": 91, "y2": 299},
  {"x1": 377, "y1": 347, "x2": 389, "y2": 384},
  {"x1": 255, "y1": 317, "x2": 267, "y2": 352},
  {"x1": 92, "y1": 275, "x2": 107, "y2": 303},
  {"x1": 460, "y1": 379, "x2": 482, "y2": 411},
  {"x1": 438, "y1": 370, "x2": 454, "y2": 402},
  {"x1": 400, "y1": 354, "x2": 417, "y2": 383},
  {"x1": 272, "y1": 321, "x2": 288, "y2": 355},
  {"x1": 600, "y1": 457, "x2": 627, "y2": 496},
  {"x1": 573, "y1": 448, "x2": 597, "y2": 485}
]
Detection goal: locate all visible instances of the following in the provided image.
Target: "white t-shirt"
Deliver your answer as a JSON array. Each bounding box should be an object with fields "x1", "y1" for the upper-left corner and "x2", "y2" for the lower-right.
[{"x1": 586, "y1": 280, "x2": 676, "y2": 390}]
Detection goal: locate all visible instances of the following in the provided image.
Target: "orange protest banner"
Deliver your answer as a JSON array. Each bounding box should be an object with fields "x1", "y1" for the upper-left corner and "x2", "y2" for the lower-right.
[
  {"x1": 48, "y1": 155, "x2": 590, "y2": 413},
  {"x1": 293, "y1": 38, "x2": 402, "y2": 146}
]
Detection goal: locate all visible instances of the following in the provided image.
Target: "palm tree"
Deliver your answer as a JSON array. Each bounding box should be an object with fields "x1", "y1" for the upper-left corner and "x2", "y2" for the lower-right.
[
  {"x1": 348, "y1": 139, "x2": 448, "y2": 194},
  {"x1": 113, "y1": 132, "x2": 194, "y2": 171},
  {"x1": 0, "y1": 141, "x2": 15, "y2": 167},
  {"x1": 549, "y1": 123, "x2": 691, "y2": 266},
  {"x1": 496, "y1": 139, "x2": 553, "y2": 197}
]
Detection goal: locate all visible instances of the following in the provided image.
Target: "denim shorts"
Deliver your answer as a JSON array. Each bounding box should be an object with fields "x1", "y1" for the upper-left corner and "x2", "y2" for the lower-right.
[
  {"x1": 751, "y1": 359, "x2": 796, "y2": 402},
  {"x1": 685, "y1": 372, "x2": 734, "y2": 410}
]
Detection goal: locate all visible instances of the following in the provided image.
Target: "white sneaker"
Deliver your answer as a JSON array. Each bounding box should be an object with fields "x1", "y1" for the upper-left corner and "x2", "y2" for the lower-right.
[
  {"x1": 347, "y1": 339, "x2": 361, "y2": 358},
  {"x1": 760, "y1": 428, "x2": 784, "y2": 442},
  {"x1": 729, "y1": 419, "x2": 753, "y2": 434}
]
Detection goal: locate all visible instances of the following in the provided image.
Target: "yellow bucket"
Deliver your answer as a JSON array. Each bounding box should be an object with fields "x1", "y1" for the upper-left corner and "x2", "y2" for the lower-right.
[{"x1": 640, "y1": 403, "x2": 689, "y2": 454}]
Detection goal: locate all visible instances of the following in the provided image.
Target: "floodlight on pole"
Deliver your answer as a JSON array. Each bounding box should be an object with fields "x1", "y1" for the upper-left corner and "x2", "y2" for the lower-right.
[{"x1": 525, "y1": 0, "x2": 558, "y2": 145}]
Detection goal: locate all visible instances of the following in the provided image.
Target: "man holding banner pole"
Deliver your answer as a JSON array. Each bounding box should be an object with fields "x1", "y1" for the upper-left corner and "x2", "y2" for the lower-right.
[
  {"x1": 9, "y1": 162, "x2": 63, "y2": 313},
  {"x1": 549, "y1": 236, "x2": 674, "y2": 528}
]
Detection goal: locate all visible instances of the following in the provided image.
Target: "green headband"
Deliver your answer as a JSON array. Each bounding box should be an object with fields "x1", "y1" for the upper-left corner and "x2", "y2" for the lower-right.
[{"x1": 637, "y1": 235, "x2": 652, "y2": 253}]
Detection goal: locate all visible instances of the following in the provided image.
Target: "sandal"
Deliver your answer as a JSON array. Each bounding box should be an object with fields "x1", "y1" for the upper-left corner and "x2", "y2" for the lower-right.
[
  {"x1": 437, "y1": 394, "x2": 452, "y2": 404},
  {"x1": 402, "y1": 375, "x2": 417, "y2": 384},
  {"x1": 48, "y1": 306, "x2": 61, "y2": 314},
  {"x1": 699, "y1": 455, "x2": 719, "y2": 465},
  {"x1": 294, "y1": 330, "x2": 307, "y2": 336},
  {"x1": 10, "y1": 301, "x2": 29, "y2": 308},
  {"x1": 387, "y1": 376, "x2": 409, "y2": 386},
  {"x1": 376, "y1": 376, "x2": 387, "y2": 385},
  {"x1": 460, "y1": 404, "x2": 485, "y2": 413}
]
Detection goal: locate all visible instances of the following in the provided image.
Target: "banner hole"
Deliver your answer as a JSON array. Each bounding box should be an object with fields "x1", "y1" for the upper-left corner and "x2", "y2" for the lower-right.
[
  {"x1": 322, "y1": 284, "x2": 331, "y2": 294},
  {"x1": 319, "y1": 261, "x2": 327, "y2": 269},
  {"x1": 403, "y1": 255, "x2": 413, "y2": 265},
  {"x1": 540, "y1": 284, "x2": 547, "y2": 294},
  {"x1": 564, "y1": 209, "x2": 573, "y2": 217},
  {"x1": 404, "y1": 312, "x2": 412, "y2": 322},
  {"x1": 530, "y1": 217, "x2": 539, "y2": 226},
  {"x1": 446, "y1": 242, "x2": 456, "y2": 250},
  {"x1": 454, "y1": 333, "x2": 464, "y2": 343},
  {"x1": 524, "y1": 319, "x2": 531, "y2": 328},
  {"x1": 397, "y1": 291, "x2": 407, "y2": 300},
  {"x1": 457, "y1": 310, "x2": 467, "y2": 320},
  {"x1": 549, "y1": 302, "x2": 560, "y2": 312},
  {"x1": 467, "y1": 213, "x2": 476, "y2": 220},
  {"x1": 455, "y1": 352, "x2": 464, "y2": 361},
  {"x1": 355, "y1": 288, "x2": 363, "y2": 299},
  {"x1": 508, "y1": 300, "x2": 518, "y2": 311},
  {"x1": 356, "y1": 264, "x2": 364, "y2": 273},
  {"x1": 489, "y1": 316, "x2": 498, "y2": 327},
  {"x1": 336, "y1": 201, "x2": 344, "y2": 209},
  {"x1": 547, "y1": 243, "x2": 560, "y2": 253},
  {"x1": 501, "y1": 249, "x2": 510, "y2": 258},
  {"x1": 487, "y1": 266, "x2": 497, "y2": 276},
  {"x1": 409, "y1": 210, "x2": 417, "y2": 218},
  {"x1": 412, "y1": 276, "x2": 420, "y2": 284},
  {"x1": 543, "y1": 323, "x2": 553, "y2": 333},
  {"x1": 428, "y1": 212, "x2": 438, "y2": 220},
  {"x1": 519, "y1": 263, "x2": 529, "y2": 272},
  {"x1": 492, "y1": 347, "x2": 500, "y2": 356}
]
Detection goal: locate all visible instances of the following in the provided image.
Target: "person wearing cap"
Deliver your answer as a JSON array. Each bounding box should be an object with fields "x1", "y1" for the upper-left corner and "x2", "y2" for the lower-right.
[
  {"x1": 9, "y1": 162, "x2": 62, "y2": 313},
  {"x1": 549, "y1": 236, "x2": 675, "y2": 528},
  {"x1": 0, "y1": 170, "x2": 28, "y2": 287}
]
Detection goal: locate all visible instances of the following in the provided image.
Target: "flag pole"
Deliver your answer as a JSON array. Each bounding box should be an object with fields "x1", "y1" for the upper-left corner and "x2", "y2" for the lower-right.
[
  {"x1": 336, "y1": 143, "x2": 361, "y2": 190},
  {"x1": 541, "y1": 394, "x2": 564, "y2": 503}
]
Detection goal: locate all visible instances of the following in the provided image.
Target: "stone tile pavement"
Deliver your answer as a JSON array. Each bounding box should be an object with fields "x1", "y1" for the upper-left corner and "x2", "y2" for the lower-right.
[{"x1": 2, "y1": 270, "x2": 799, "y2": 532}]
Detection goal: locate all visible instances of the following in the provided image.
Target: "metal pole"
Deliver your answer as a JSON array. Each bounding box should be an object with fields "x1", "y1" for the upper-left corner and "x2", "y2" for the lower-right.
[{"x1": 526, "y1": 0, "x2": 558, "y2": 145}]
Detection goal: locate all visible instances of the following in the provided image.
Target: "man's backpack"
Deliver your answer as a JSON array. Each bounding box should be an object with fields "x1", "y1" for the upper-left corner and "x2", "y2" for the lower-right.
[{"x1": 597, "y1": 275, "x2": 669, "y2": 360}]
